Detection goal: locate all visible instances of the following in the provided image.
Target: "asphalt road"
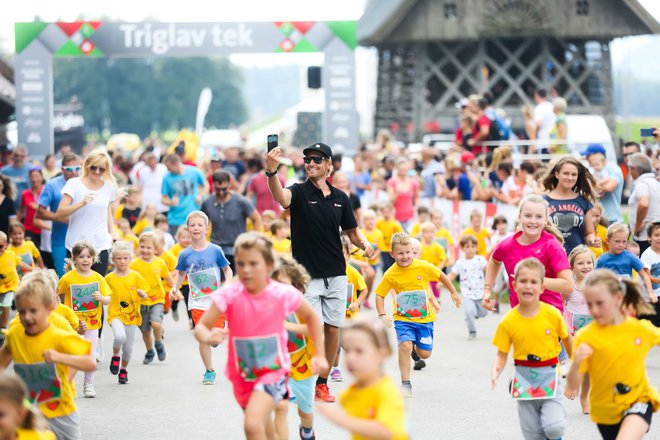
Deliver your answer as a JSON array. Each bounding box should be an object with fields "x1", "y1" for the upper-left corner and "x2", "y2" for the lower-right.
[{"x1": 75, "y1": 299, "x2": 660, "y2": 439}]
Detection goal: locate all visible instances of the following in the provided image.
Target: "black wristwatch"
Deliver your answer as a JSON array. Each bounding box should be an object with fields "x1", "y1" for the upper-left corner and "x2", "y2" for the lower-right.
[{"x1": 265, "y1": 169, "x2": 278, "y2": 177}]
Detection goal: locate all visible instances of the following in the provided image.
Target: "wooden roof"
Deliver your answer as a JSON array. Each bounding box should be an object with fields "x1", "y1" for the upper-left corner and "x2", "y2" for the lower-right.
[{"x1": 359, "y1": 0, "x2": 660, "y2": 45}]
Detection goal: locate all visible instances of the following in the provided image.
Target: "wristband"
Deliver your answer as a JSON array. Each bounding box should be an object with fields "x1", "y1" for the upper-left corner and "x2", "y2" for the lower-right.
[
  {"x1": 378, "y1": 314, "x2": 386, "y2": 317},
  {"x1": 265, "y1": 169, "x2": 278, "y2": 177}
]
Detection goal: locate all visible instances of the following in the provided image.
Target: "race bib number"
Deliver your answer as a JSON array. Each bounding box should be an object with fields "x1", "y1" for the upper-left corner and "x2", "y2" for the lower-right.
[
  {"x1": 572, "y1": 314, "x2": 593, "y2": 333},
  {"x1": 189, "y1": 268, "x2": 220, "y2": 299},
  {"x1": 14, "y1": 362, "x2": 62, "y2": 404},
  {"x1": 70, "y1": 282, "x2": 99, "y2": 312},
  {"x1": 511, "y1": 365, "x2": 558, "y2": 400},
  {"x1": 346, "y1": 283, "x2": 355, "y2": 309},
  {"x1": 233, "y1": 334, "x2": 283, "y2": 382},
  {"x1": 396, "y1": 290, "x2": 428, "y2": 319},
  {"x1": 285, "y1": 314, "x2": 306, "y2": 354}
]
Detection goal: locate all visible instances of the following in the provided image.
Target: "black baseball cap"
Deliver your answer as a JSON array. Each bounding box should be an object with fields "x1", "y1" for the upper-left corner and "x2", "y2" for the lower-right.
[{"x1": 302, "y1": 142, "x2": 332, "y2": 159}]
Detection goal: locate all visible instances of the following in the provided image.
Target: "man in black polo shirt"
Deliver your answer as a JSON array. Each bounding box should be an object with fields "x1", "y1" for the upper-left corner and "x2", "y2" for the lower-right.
[{"x1": 266, "y1": 142, "x2": 374, "y2": 403}]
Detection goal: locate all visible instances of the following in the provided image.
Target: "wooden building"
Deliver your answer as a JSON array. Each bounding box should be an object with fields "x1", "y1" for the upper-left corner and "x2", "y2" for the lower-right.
[{"x1": 359, "y1": 0, "x2": 660, "y2": 141}]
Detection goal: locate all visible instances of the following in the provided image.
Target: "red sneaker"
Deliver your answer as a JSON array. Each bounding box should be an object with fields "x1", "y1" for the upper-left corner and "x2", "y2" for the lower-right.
[{"x1": 314, "y1": 383, "x2": 336, "y2": 403}]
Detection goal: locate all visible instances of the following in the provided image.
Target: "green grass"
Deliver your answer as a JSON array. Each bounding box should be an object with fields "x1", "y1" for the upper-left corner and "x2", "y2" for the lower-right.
[{"x1": 616, "y1": 117, "x2": 659, "y2": 142}]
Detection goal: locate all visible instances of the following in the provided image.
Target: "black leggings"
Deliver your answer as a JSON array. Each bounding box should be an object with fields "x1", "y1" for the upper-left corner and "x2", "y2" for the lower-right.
[{"x1": 180, "y1": 285, "x2": 192, "y2": 320}]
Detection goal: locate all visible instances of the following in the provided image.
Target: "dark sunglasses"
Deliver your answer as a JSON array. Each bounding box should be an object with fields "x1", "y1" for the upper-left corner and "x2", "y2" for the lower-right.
[
  {"x1": 63, "y1": 166, "x2": 81, "y2": 172},
  {"x1": 214, "y1": 186, "x2": 230, "y2": 192},
  {"x1": 303, "y1": 156, "x2": 325, "y2": 165},
  {"x1": 89, "y1": 165, "x2": 106, "y2": 173}
]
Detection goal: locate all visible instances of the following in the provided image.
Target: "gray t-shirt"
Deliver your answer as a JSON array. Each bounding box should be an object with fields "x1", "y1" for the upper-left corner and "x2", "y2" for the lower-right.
[
  {"x1": 629, "y1": 173, "x2": 660, "y2": 241},
  {"x1": 201, "y1": 193, "x2": 255, "y2": 256}
]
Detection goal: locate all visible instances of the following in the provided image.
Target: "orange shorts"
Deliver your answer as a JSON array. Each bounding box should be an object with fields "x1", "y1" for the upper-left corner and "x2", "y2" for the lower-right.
[{"x1": 191, "y1": 308, "x2": 225, "y2": 328}]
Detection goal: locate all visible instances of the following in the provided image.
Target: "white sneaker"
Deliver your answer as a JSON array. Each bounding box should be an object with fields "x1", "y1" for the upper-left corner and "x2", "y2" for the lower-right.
[
  {"x1": 83, "y1": 384, "x2": 96, "y2": 398},
  {"x1": 95, "y1": 341, "x2": 104, "y2": 363}
]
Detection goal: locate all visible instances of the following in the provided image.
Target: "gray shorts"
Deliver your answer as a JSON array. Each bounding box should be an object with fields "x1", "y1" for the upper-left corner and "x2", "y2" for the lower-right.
[
  {"x1": 140, "y1": 303, "x2": 164, "y2": 332},
  {"x1": 254, "y1": 376, "x2": 289, "y2": 406},
  {"x1": 304, "y1": 276, "x2": 347, "y2": 328},
  {"x1": 47, "y1": 411, "x2": 81, "y2": 440}
]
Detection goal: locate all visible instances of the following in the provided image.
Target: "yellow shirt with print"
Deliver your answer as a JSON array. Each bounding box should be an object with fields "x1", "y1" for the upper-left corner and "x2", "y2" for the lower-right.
[
  {"x1": 5, "y1": 324, "x2": 91, "y2": 419},
  {"x1": 356, "y1": 228, "x2": 384, "y2": 265},
  {"x1": 105, "y1": 270, "x2": 150, "y2": 326},
  {"x1": 491, "y1": 303, "x2": 568, "y2": 362},
  {"x1": 287, "y1": 312, "x2": 315, "y2": 382},
  {"x1": 9, "y1": 241, "x2": 40, "y2": 276},
  {"x1": 346, "y1": 264, "x2": 367, "y2": 319},
  {"x1": 340, "y1": 376, "x2": 408, "y2": 440},
  {"x1": 16, "y1": 428, "x2": 56, "y2": 440},
  {"x1": 420, "y1": 241, "x2": 447, "y2": 268},
  {"x1": 375, "y1": 218, "x2": 403, "y2": 252},
  {"x1": 574, "y1": 317, "x2": 660, "y2": 425},
  {"x1": 272, "y1": 238, "x2": 291, "y2": 254},
  {"x1": 461, "y1": 227, "x2": 491, "y2": 258},
  {"x1": 0, "y1": 250, "x2": 21, "y2": 294},
  {"x1": 375, "y1": 259, "x2": 439, "y2": 323},
  {"x1": 130, "y1": 257, "x2": 169, "y2": 306},
  {"x1": 58, "y1": 270, "x2": 111, "y2": 330}
]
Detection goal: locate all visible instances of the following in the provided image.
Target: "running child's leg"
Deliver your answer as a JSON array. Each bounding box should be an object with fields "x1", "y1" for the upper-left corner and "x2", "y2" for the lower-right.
[
  {"x1": 538, "y1": 394, "x2": 566, "y2": 440},
  {"x1": 274, "y1": 400, "x2": 288, "y2": 440},
  {"x1": 83, "y1": 329, "x2": 98, "y2": 385},
  {"x1": 516, "y1": 400, "x2": 546, "y2": 440},
  {"x1": 463, "y1": 298, "x2": 478, "y2": 334},
  {"x1": 199, "y1": 342, "x2": 213, "y2": 370},
  {"x1": 244, "y1": 390, "x2": 277, "y2": 440},
  {"x1": 111, "y1": 319, "x2": 126, "y2": 357},
  {"x1": 121, "y1": 325, "x2": 137, "y2": 367},
  {"x1": 397, "y1": 341, "x2": 413, "y2": 382},
  {"x1": 152, "y1": 322, "x2": 163, "y2": 342},
  {"x1": 142, "y1": 327, "x2": 154, "y2": 351},
  {"x1": 475, "y1": 299, "x2": 488, "y2": 319}
]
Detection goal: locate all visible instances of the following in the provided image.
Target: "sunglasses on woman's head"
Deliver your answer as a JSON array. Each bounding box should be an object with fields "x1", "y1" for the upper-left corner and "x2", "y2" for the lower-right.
[
  {"x1": 89, "y1": 165, "x2": 106, "y2": 173},
  {"x1": 303, "y1": 156, "x2": 325, "y2": 165}
]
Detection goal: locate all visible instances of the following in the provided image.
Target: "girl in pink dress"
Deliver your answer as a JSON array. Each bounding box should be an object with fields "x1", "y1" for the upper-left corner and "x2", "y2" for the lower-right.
[{"x1": 194, "y1": 232, "x2": 327, "y2": 439}]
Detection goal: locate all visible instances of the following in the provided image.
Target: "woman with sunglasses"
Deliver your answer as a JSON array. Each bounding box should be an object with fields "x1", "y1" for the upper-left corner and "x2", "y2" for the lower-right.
[{"x1": 56, "y1": 149, "x2": 119, "y2": 276}]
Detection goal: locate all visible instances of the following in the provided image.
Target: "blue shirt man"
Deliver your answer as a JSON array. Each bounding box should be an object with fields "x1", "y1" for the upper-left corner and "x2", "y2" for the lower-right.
[
  {"x1": 36, "y1": 154, "x2": 80, "y2": 276},
  {"x1": 161, "y1": 154, "x2": 206, "y2": 234},
  {"x1": 1, "y1": 146, "x2": 33, "y2": 209}
]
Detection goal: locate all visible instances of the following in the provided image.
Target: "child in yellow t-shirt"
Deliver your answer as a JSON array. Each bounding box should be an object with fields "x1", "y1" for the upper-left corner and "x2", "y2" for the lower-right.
[
  {"x1": 317, "y1": 317, "x2": 409, "y2": 440},
  {"x1": 272, "y1": 255, "x2": 317, "y2": 440},
  {"x1": 588, "y1": 203, "x2": 608, "y2": 258},
  {"x1": 0, "y1": 231, "x2": 30, "y2": 333},
  {"x1": 0, "y1": 373, "x2": 57, "y2": 440},
  {"x1": 9, "y1": 223, "x2": 43, "y2": 277},
  {"x1": 376, "y1": 203, "x2": 404, "y2": 272},
  {"x1": 359, "y1": 209, "x2": 383, "y2": 269},
  {"x1": 329, "y1": 236, "x2": 369, "y2": 384},
  {"x1": 132, "y1": 203, "x2": 158, "y2": 236},
  {"x1": 271, "y1": 220, "x2": 291, "y2": 254},
  {"x1": 491, "y1": 258, "x2": 570, "y2": 440},
  {"x1": 1, "y1": 271, "x2": 94, "y2": 439},
  {"x1": 57, "y1": 241, "x2": 111, "y2": 398},
  {"x1": 376, "y1": 233, "x2": 460, "y2": 396},
  {"x1": 260, "y1": 210, "x2": 276, "y2": 239},
  {"x1": 154, "y1": 230, "x2": 178, "y2": 318},
  {"x1": 129, "y1": 232, "x2": 173, "y2": 366},
  {"x1": 566, "y1": 271, "x2": 660, "y2": 438},
  {"x1": 105, "y1": 241, "x2": 149, "y2": 385},
  {"x1": 461, "y1": 209, "x2": 490, "y2": 258},
  {"x1": 419, "y1": 221, "x2": 448, "y2": 301},
  {"x1": 116, "y1": 218, "x2": 139, "y2": 252},
  {"x1": 409, "y1": 206, "x2": 431, "y2": 239},
  {"x1": 430, "y1": 209, "x2": 454, "y2": 262}
]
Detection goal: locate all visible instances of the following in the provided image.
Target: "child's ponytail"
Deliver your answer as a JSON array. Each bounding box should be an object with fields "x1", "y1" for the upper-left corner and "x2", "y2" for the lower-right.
[
  {"x1": 620, "y1": 278, "x2": 656, "y2": 316},
  {"x1": 543, "y1": 221, "x2": 565, "y2": 245},
  {"x1": 0, "y1": 373, "x2": 49, "y2": 431}
]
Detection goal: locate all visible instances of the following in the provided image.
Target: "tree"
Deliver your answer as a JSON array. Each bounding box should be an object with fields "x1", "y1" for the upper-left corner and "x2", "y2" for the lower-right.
[{"x1": 53, "y1": 56, "x2": 247, "y2": 137}]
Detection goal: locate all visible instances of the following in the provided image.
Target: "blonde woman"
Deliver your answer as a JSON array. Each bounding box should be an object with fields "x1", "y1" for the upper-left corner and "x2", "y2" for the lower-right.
[{"x1": 55, "y1": 149, "x2": 118, "y2": 276}]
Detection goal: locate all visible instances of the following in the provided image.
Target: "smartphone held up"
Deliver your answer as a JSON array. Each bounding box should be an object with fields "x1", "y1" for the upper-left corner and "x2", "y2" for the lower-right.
[{"x1": 267, "y1": 134, "x2": 279, "y2": 152}]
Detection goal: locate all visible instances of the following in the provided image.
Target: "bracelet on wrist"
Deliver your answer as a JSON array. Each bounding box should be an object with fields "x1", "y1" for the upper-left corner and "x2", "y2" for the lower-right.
[{"x1": 378, "y1": 314, "x2": 386, "y2": 317}]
